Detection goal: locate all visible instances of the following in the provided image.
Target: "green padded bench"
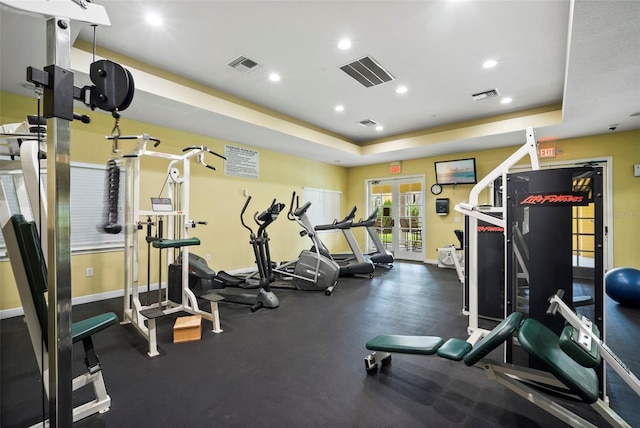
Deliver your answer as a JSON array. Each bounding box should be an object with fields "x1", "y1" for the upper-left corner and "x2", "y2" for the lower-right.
[
  {"x1": 362, "y1": 287, "x2": 637, "y2": 427},
  {"x1": 364, "y1": 310, "x2": 599, "y2": 404},
  {"x1": 517, "y1": 318, "x2": 600, "y2": 404},
  {"x1": 365, "y1": 311, "x2": 525, "y2": 373},
  {"x1": 8, "y1": 214, "x2": 117, "y2": 374},
  {"x1": 72, "y1": 312, "x2": 119, "y2": 343},
  {"x1": 438, "y1": 338, "x2": 473, "y2": 361},
  {"x1": 559, "y1": 319, "x2": 601, "y2": 369},
  {"x1": 2, "y1": 214, "x2": 118, "y2": 422},
  {"x1": 463, "y1": 311, "x2": 525, "y2": 366},
  {"x1": 366, "y1": 335, "x2": 444, "y2": 356},
  {"x1": 151, "y1": 237, "x2": 200, "y2": 249}
]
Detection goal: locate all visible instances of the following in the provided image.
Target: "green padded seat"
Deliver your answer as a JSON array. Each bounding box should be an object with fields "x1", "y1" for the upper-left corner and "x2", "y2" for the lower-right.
[
  {"x1": 464, "y1": 312, "x2": 525, "y2": 366},
  {"x1": 152, "y1": 237, "x2": 200, "y2": 249},
  {"x1": 10, "y1": 215, "x2": 118, "y2": 348},
  {"x1": 437, "y1": 338, "x2": 473, "y2": 361},
  {"x1": 559, "y1": 323, "x2": 601, "y2": 369},
  {"x1": 366, "y1": 335, "x2": 444, "y2": 355},
  {"x1": 72, "y1": 312, "x2": 118, "y2": 343},
  {"x1": 517, "y1": 318, "x2": 600, "y2": 404}
]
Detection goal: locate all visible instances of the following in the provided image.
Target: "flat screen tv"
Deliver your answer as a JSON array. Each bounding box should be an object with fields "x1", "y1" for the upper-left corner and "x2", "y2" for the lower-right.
[{"x1": 434, "y1": 158, "x2": 477, "y2": 185}]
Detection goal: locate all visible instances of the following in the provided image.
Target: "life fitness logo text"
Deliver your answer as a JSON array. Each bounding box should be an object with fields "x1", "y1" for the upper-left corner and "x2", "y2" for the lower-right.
[
  {"x1": 519, "y1": 192, "x2": 587, "y2": 206},
  {"x1": 477, "y1": 225, "x2": 504, "y2": 233}
]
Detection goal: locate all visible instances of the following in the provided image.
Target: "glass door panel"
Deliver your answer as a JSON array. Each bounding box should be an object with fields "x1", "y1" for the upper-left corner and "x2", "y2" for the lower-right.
[{"x1": 368, "y1": 177, "x2": 424, "y2": 261}]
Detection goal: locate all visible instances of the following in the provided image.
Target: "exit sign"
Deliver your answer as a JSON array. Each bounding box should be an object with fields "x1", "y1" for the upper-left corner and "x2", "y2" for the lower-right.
[
  {"x1": 389, "y1": 161, "x2": 401, "y2": 174},
  {"x1": 539, "y1": 147, "x2": 556, "y2": 158}
]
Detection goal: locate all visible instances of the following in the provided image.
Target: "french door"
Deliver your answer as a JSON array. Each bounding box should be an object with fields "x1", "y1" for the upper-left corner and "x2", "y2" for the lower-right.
[{"x1": 367, "y1": 176, "x2": 425, "y2": 261}]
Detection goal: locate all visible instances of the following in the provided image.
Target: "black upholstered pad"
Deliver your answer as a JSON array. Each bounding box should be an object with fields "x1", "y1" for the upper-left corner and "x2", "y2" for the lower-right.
[{"x1": 517, "y1": 318, "x2": 600, "y2": 404}]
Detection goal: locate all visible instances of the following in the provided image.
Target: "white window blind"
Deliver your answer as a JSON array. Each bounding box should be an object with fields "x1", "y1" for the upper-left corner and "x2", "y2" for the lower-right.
[
  {"x1": 70, "y1": 162, "x2": 125, "y2": 251},
  {"x1": 302, "y1": 187, "x2": 341, "y2": 230},
  {"x1": 0, "y1": 161, "x2": 124, "y2": 255},
  {"x1": 0, "y1": 174, "x2": 22, "y2": 255}
]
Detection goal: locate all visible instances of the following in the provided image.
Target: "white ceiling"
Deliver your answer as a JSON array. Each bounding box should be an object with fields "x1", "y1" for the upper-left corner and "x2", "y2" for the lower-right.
[{"x1": 1, "y1": 0, "x2": 639, "y2": 167}]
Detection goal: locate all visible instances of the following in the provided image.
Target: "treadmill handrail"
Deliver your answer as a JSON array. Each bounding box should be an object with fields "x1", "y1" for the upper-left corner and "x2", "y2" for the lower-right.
[
  {"x1": 353, "y1": 208, "x2": 378, "y2": 227},
  {"x1": 314, "y1": 219, "x2": 353, "y2": 231}
]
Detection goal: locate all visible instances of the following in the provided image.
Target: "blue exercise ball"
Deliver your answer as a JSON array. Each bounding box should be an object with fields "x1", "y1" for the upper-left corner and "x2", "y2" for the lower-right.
[{"x1": 605, "y1": 267, "x2": 640, "y2": 307}]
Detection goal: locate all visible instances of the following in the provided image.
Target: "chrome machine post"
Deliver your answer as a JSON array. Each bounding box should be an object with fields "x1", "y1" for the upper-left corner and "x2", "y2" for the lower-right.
[{"x1": 44, "y1": 16, "x2": 73, "y2": 427}]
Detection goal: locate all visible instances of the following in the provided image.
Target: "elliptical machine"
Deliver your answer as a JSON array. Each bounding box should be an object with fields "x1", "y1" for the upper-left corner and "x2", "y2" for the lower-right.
[
  {"x1": 266, "y1": 192, "x2": 340, "y2": 295},
  {"x1": 181, "y1": 196, "x2": 281, "y2": 312}
]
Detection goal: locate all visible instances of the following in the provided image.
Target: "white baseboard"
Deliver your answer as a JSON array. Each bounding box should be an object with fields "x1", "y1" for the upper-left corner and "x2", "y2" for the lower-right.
[
  {"x1": 0, "y1": 306, "x2": 25, "y2": 320},
  {"x1": 0, "y1": 283, "x2": 162, "y2": 320}
]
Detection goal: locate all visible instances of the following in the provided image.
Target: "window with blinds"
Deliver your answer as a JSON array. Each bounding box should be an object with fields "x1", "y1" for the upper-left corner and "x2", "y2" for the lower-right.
[
  {"x1": 302, "y1": 187, "x2": 341, "y2": 231},
  {"x1": 0, "y1": 161, "x2": 124, "y2": 257}
]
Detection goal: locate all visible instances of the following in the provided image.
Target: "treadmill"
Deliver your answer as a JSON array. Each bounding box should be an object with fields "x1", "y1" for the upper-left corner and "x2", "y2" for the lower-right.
[
  {"x1": 356, "y1": 207, "x2": 394, "y2": 268},
  {"x1": 314, "y1": 206, "x2": 375, "y2": 278}
]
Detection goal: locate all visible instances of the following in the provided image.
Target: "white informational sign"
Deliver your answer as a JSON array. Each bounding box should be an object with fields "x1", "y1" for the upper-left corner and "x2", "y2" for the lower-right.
[{"x1": 224, "y1": 145, "x2": 259, "y2": 179}]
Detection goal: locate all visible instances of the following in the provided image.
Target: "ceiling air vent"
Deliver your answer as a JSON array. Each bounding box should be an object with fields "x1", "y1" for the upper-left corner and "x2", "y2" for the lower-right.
[
  {"x1": 472, "y1": 89, "x2": 500, "y2": 101},
  {"x1": 358, "y1": 119, "x2": 379, "y2": 127},
  {"x1": 227, "y1": 55, "x2": 262, "y2": 73},
  {"x1": 340, "y1": 56, "x2": 395, "y2": 88}
]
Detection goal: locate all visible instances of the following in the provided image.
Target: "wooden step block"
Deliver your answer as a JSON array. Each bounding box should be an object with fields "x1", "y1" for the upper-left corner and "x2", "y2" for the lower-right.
[{"x1": 173, "y1": 315, "x2": 202, "y2": 343}]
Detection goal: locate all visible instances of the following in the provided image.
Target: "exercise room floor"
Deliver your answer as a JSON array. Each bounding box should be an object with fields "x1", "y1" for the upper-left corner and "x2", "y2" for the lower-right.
[{"x1": 1, "y1": 262, "x2": 639, "y2": 427}]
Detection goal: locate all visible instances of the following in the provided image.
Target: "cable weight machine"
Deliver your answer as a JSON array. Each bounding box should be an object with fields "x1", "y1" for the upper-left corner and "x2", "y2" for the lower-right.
[{"x1": 109, "y1": 134, "x2": 225, "y2": 357}]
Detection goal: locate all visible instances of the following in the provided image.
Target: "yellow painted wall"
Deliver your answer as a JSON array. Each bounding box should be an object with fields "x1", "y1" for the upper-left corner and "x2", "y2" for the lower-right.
[
  {"x1": 347, "y1": 130, "x2": 640, "y2": 270},
  {"x1": 2, "y1": 88, "x2": 639, "y2": 312},
  {"x1": 346, "y1": 146, "x2": 511, "y2": 256},
  {"x1": 554, "y1": 131, "x2": 640, "y2": 269},
  {"x1": 0, "y1": 91, "x2": 347, "y2": 311}
]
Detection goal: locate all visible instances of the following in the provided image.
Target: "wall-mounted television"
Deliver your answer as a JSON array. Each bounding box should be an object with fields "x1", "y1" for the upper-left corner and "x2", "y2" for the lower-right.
[{"x1": 434, "y1": 158, "x2": 477, "y2": 185}]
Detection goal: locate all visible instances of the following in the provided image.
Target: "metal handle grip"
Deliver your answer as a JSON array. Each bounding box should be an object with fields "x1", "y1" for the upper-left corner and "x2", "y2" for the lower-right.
[{"x1": 546, "y1": 289, "x2": 565, "y2": 316}]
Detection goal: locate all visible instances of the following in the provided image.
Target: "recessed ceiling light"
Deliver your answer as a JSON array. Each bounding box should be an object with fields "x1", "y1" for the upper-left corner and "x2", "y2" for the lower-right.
[
  {"x1": 483, "y1": 59, "x2": 498, "y2": 69},
  {"x1": 501, "y1": 97, "x2": 513, "y2": 104},
  {"x1": 334, "y1": 105, "x2": 345, "y2": 112},
  {"x1": 396, "y1": 86, "x2": 408, "y2": 94},
  {"x1": 269, "y1": 73, "x2": 281, "y2": 82},
  {"x1": 145, "y1": 13, "x2": 163, "y2": 26},
  {"x1": 338, "y1": 39, "x2": 352, "y2": 50},
  {"x1": 375, "y1": 125, "x2": 384, "y2": 131}
]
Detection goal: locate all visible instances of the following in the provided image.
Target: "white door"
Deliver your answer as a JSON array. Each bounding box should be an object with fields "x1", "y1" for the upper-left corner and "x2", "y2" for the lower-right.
[{"x1": 368, "y1": 176, "x2": 425, "y2": 261}]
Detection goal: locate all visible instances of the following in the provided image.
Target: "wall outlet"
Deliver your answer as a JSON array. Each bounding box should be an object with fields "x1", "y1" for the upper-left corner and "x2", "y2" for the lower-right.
[
  {"x1": 634, "y1": 164, "x2": 640, "y2": 177},
  {"x1": 206, "y1": 254, "x2": 212, "y2": 261},
  {"x1": 86, "y1": 267, "x2": 94, "y2": 277}
]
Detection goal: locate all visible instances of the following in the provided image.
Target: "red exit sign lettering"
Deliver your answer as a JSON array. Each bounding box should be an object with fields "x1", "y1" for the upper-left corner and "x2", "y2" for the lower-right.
[
  {"x1": 389, "y1": 161, "x2": 401, "y2": 174},
  {"x1": 539, "y1": 147, "x2": 556, "y2": 158}
]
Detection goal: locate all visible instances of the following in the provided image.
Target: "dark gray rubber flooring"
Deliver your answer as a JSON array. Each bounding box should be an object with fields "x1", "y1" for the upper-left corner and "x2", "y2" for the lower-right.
[{"x1": 1, "y1": 262, "x2": 638, "y2": 427}]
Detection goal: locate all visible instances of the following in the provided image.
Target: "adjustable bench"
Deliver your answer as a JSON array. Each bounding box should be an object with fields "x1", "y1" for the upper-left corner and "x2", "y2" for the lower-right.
[
  {"x1": 364, "y1": 311, "x2": 524, "y2": 373},
  {"x1": 3, "y1": 214, "x2": 118, "y2": 424},
  {"x1": 364, "y1": 311, "x2": 629, "y2": 427},
  {"x1": 517, "y1": 318, "x2": 600, "y2": 404}
]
